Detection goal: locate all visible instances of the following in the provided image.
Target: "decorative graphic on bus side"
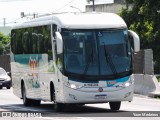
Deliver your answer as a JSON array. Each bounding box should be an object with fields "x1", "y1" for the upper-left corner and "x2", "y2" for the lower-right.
[
  {"x1": 29, "y1": 56, "x2": 40, "y2": 88},
  {"x1": 29, "y1": 56, "x2": 38, "y2": 77}
]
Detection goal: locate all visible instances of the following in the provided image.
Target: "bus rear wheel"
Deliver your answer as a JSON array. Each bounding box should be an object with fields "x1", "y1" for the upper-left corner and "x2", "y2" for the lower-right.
[
  {"x1": 109, "y1": 102, "x2": 121, "y2": 111},
  {"x1": 22, "y1": 84, "x2": 41, "y2": 106},
  {"x1": 22, "y1": 84, "x2": 32, "y2": 106}
]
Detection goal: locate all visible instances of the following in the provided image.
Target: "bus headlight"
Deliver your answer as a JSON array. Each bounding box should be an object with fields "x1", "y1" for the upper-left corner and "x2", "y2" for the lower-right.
[
  {"x1": 65, "y1": 82, "x2": 82, "y2": 89},
  {"x1": 70, "y1": 84, "x2": 77, "y2": 89},
  {"x1": 124, "y1": 79, "x2": 134, "y2": 87},
  {"x1": 124, "y1": 82, "x2": 130, "y2": 87}
]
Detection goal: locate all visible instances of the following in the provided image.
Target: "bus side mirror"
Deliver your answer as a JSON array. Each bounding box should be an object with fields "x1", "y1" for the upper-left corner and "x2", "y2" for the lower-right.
[
  {"x1": 128, "y1": 30, "x2": 140, "y2": 52},
  {"x1": 55, "y1": 32, "x2": 63, "y2": 54}
]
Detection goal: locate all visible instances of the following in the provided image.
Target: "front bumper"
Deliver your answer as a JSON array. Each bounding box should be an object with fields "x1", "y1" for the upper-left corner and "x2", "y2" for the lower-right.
[
  {"x1": 0, "y1": 80, "x2": 11, "y2": 87},
  {"x1": 60, "y1": 85, "x2": 134, "y2": 104}
]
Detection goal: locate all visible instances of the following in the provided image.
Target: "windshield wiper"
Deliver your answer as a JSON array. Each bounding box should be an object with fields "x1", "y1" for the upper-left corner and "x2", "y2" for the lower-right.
[
  {"x1": 82, "y1": 46, "x2": 94, "y2": 78},
  {"x1": 102, "y1": 43, "x2": 118, "y2": 77}
]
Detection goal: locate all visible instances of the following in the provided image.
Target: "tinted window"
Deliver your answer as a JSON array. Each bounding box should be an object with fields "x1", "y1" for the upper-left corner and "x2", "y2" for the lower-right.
[{"x1": 11, "y1": 25, "x2": 53, "y2": 60}]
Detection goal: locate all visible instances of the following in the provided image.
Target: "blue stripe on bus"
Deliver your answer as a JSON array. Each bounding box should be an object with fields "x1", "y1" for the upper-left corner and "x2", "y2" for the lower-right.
[{"x1": 106, "y1": 76, "x2": 129, "y2": 87}]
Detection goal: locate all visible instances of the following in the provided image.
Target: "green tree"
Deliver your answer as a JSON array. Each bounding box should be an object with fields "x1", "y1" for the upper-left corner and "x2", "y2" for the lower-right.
[
  {"x1": 119, "y1": 0, "x2": 160, "y2": 73},
  {"x1": 0, "y1": 32, "x2": 10, "y2": 55}
]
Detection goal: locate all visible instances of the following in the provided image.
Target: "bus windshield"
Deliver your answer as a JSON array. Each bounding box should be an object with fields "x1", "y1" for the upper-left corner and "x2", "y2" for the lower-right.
[{"x1": 61, "y1": 29, "x2": 132, "y2": 80}]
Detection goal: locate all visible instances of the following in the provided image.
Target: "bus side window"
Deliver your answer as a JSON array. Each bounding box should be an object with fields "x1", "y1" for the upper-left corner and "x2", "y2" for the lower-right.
[
  {"x1": 11, "y1": 30, "x2": 16, "y2": 54},
  {"x1": 16, "y1": 29, "x2": 23, "y2": 54},
  {"x1": 32, "y1": 32, "x2": 38, "y2": 54},
  {"x1": 37, "y1": 33, "x2": 44, "y2": 54},
  {"x1": 23, "y1": 31, "x2": 29, "y2": 54},
  {"x1": 40, "y1": 25, "x2": 53, "y2": 61},
  {"x1": 52, "y1": 24, "x2": 57, "y2": 62},
  {"x1": 28, "y1": 28, "x2": 33, "y2": 54}
]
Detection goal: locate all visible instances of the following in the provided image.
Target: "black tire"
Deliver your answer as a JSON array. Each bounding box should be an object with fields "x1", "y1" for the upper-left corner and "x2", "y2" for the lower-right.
[
  {"x1": 51, "y1": 83, "x2": 65, "y2": 112},
  {"x1": 109, "y1": 102, "x2": 121, "y2": 111},
  {"x1": 54, "y1": 102, "x2": 65, "y2": 112},
  {"x1": 50, "y1": 83, "x2": 55, "y2": 102},
  {"x1": 0, "y1": 86, "x2": 2, "y2": 89},
  {"x1": 32, "y1": 99, "x2": 41, "y2": 106},
  {"x1": 6, "y1": 86, "x2": 10, "y2": 89},
  {"x1": 78, "y1": 103, "x2": 85, "y2": 106},
  {"x1": 22, "y1": 84, "x2": 32, "y2": 106}
]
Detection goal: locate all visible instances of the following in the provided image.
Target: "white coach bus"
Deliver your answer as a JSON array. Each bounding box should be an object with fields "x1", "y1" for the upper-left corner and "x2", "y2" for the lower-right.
[{"x1": 10, "y1": 12, "x2": 140, "y2": 111}]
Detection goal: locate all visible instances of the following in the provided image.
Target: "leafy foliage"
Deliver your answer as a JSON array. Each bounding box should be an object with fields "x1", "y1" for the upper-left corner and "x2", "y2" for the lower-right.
[
  {"x1": 0, "y1": 32, "x2": 10, "y2": 55},
  {"x1": 119, "y1": 0, "x2": 160, "y2": 73}
]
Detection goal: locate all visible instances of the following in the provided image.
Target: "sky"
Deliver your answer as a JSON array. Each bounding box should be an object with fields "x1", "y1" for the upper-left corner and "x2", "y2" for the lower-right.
[{"x1": 0, "y1": 0, "x2": 114, "y2": 26}]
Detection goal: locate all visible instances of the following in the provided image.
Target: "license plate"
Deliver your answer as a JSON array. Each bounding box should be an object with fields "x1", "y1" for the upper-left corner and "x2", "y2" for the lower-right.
[{"x1": 95, "y1": 94, "x2": 107, "y2": 99}]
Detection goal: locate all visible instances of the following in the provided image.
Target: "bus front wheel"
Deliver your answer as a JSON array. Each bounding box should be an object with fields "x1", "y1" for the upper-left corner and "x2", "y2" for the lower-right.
[
  {"x1": 109, "y1": 102, "x2": 121, "y2": 111},
  {"x1": 54, "y1": 102, "x2": 65, "y2": 112}
]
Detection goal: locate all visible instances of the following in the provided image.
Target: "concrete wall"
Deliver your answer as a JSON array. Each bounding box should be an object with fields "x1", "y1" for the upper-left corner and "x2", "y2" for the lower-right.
[
  {"x1": 133, "y1": 49, "x2": 154, "y2": 75},
  {"x1": 134, "y1": 74, "x2": 160, "y2": 96},
  {"x1": 133, "y1": 50, "x2": 159, "y2": 96}
]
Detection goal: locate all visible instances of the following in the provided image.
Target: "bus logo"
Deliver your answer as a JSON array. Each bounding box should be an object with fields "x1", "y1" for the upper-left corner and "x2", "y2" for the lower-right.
[{"x1": 98, "y1": 87, "x2": 103, "y2": 92}]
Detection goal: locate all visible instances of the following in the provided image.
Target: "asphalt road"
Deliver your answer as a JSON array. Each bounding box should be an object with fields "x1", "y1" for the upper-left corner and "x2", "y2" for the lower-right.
[{"x1": 0, "y1": 88, "x2": 160, "y2": 120}]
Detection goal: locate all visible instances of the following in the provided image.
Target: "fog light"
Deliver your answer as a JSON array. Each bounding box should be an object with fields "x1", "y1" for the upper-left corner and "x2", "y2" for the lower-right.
[
  {"x1": 124, "y1": 92, "x2": 131, "y2": 98},
  {"x1": 69, "y1": 94, "x2": 77, "y2": 100}
]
